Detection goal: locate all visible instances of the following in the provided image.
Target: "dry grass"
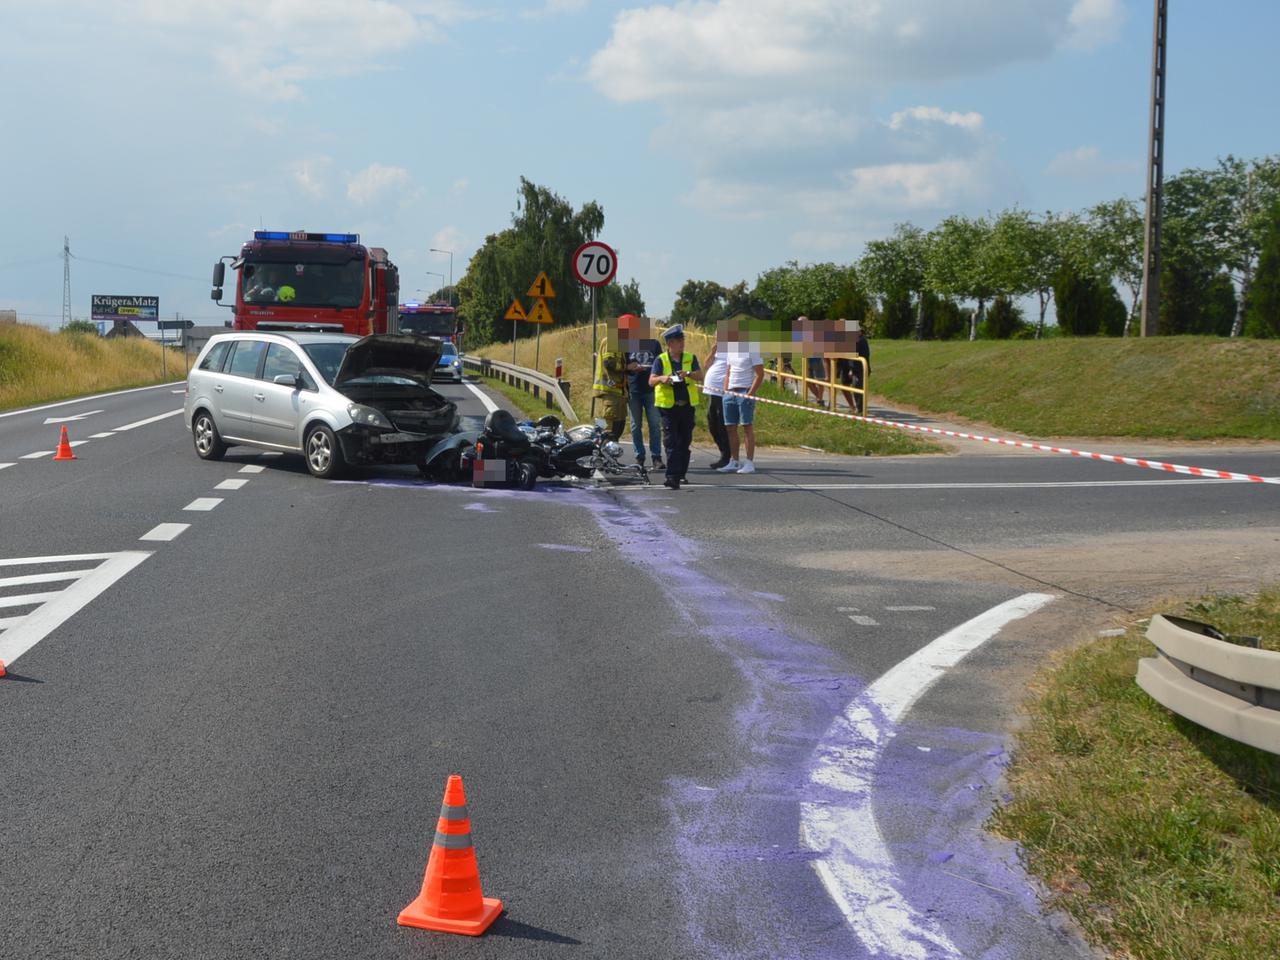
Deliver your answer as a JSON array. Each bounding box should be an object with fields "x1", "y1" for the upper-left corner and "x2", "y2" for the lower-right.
[
  {"x1": 992, "y1": 586, "x2": 1280, "y2": 960},
  {"x1": 0, "y1": 324, "x2": 184, "y2": 411}
]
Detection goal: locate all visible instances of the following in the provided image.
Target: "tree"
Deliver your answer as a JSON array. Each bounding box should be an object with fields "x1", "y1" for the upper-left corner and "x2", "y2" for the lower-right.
[
  {"x1": 859, "y1": 224, "x2": 930, "y2": 339},
  {"x1": 1244, "y1": 202, "x2": 1280, "y2": 337},
  {"x1": 670, "y1": 279, "x2": 727, "y2": 327},
  {"x1": 981, "y1": 296, "x2": 1027, "y2": 339},
  {"x1": 752, "y1": 261, "x2": 860, "y2": 322},
  {"x1": 926, "y1": 215, "x2": 997, "y2": 340},
  {"x1": 597, "y1": 278, "x2": 645, "y2": 320},
  {"x1": 455, "y1": 178, "x2": 604, "y2": 345},
  {"x1": 722, "y1": 280, "x2": 772, "y2": 319},
  {"x1": 1054, "y1": 263, "x2": 1126, "y2": 336},
  {"x1": 1085, "y1": 198, "x2": 1144, "y2": 336},
  {"x1": 988, "y1": 209, "x2": 1071, "y2": 339}
]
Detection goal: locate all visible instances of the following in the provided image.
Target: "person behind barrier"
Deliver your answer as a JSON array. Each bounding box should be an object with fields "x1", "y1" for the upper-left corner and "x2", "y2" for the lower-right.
[
  {"x1": 836, "y1": 319, "x2": 870, "y2": 414},
  {"x1": 795, "y1": 315, "x2": 827, "y2": 405},
  {"x1": 649, "y1": 324, "x2": 702, "y2": 491},
  {"x1": 719, "y1": 339, "x2": 764, "y2": 474},
  {"x1": 623, "y1": 317, "x2": 664, "y2": 471},
  {"x1": 593, "y1": 318, "x2": 629, "y2": 441},
  {"x1": 700, "y1": 335, "x2": 731, "y2": 470}
]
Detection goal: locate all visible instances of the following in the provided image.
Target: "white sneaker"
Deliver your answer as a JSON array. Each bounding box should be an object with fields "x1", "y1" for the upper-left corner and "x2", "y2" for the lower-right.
[
  {"x1": 736, "y1": 460, "x2": 755, "y2": 474},
  {"x1": 717, "y1": 459, "x2": 740, "y2": 472}
]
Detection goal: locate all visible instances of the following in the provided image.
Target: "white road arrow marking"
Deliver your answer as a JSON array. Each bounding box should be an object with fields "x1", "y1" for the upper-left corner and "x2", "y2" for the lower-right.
[{"x1": 42, "y1": 409, "x2": 103, "y2": 424}]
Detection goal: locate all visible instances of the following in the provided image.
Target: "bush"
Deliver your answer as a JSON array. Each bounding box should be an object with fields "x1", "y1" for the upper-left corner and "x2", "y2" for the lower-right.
[{"x1": 61, "y1": 320, "x2": 98, "y2": 335}]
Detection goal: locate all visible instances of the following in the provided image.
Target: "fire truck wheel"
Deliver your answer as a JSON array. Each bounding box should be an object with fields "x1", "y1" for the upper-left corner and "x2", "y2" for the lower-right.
[
  {"x1": 304, "y1": 424, "x2": 347, "y2": 479},
  {"x1": 192, "y1": 410, "x2": 227, "y2": 461}
]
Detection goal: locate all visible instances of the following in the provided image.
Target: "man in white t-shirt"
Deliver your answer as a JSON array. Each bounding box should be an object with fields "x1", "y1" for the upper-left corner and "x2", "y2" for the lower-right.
[
  {"x1": 701, "y1": 338, "x2": 732, "y2": 470},
  {"x1": 718, "y1": 345, "x2": 765, "y2": 474}
]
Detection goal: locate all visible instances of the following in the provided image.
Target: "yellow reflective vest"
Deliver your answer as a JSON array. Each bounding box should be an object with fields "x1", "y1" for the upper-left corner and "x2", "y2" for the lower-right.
[
  {"x1": 654, "y1": 352, "x2": 700, "y2": 408},
  {"x1": 593, "y1": 346, "x2": 626, "y2": 397}
]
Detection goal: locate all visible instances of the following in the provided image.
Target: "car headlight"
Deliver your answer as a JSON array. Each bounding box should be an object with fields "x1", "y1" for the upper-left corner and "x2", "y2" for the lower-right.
[
  {"x1": 452, "y1": 359, "x2": 461, "y2": 367},
  {"x1": 347, "y1": 403, "x2": 393, "y2": 430}
]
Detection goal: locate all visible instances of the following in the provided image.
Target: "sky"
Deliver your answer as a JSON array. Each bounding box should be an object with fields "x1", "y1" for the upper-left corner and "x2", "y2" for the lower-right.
[{"x1": 1, "y1": 0, "x2": 1277, "y2": 330}]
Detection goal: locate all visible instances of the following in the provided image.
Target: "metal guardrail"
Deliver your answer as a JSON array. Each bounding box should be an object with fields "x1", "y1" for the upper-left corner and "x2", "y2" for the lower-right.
[
  {"x1": 1137, "y1": 614, "x2": 1280, "y2": 754},
  {"x1": 461, "y1": 355, "x2": 578, "y2": 422},
  {"x1": 764, "y1": 353, "x2": 868, "y2": 414}
]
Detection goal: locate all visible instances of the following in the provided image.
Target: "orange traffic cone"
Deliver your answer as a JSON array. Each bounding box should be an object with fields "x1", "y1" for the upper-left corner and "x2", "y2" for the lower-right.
[
  {"x1": 398, "y1": 775, "x2": 503, "y2": 936},
  {"x1": 0, "y1": 660, "x2": 6, "y2": 678},
  {"x1": 53, "y1": 426, "x2": 77, "y2": 461}
]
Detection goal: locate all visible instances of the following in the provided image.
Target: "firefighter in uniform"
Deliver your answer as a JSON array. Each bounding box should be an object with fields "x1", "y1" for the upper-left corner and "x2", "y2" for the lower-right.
[
  {"x1": 649, "y1": 324, "x2": 703, "y2": 491},
  {"x1": 593, "y1": 319, "x2": 630, "y2": 440}
]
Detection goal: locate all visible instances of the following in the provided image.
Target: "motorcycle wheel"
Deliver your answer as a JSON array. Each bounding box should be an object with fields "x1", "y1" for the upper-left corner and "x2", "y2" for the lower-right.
[{"x1": 517, "y1": 460, "x2": 538, "y2": 491}]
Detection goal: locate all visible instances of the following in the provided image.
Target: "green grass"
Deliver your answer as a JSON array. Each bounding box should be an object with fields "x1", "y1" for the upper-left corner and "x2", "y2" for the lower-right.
[
  {"x1": 0, "y1": 323, "x2": 185, "y2": 412},
  {"x1": 992, "y1": 585, "x2": 1280, "y2": 960},
  {"x1": 473, "y1": 372, "x2": 566, "y2": 422},
  {"x1": 873, "y1": 338, "x2": 1280, "y2": 439}
]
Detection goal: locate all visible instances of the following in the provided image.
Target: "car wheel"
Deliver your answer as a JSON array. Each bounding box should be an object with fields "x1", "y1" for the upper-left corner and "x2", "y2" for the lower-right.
[
  {"x1": 192, "y1": 410, "x2": 227, "y2": 461},
  {"x1": 304, "y1": 424, "x2": 346, "y2": 479},
  {"x1": 517, "y1": 459, "x2": 538, "y2": 491}
]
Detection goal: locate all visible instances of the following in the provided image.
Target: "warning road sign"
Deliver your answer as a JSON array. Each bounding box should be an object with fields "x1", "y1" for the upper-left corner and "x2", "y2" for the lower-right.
[
  {"x1": 503, "y1": 299, "x2": 527, "y2": 321},
  {"x1": 527, "y1": 272, "x2": 556, "y2": 299},
  {"x1": 526, "y1": 299, "x2": 554, "y2": 325}
]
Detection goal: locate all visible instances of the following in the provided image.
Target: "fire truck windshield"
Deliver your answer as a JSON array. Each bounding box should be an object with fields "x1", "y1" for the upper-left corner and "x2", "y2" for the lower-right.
[
  {"x1": 397, "y1": 311, "x2": 457, "y2": 337},
  {"x1": 242, "y1": 258, "x2": 365, "y2": 309}
]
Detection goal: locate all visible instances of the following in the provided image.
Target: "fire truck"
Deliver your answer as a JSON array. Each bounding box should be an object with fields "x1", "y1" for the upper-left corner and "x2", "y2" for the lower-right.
[
  {"x1": 211, "y1": 231, "x2": 399, "y2": 335},
  {"x1": 396, "y1": 301, "x2": 463, "y2": 346}
]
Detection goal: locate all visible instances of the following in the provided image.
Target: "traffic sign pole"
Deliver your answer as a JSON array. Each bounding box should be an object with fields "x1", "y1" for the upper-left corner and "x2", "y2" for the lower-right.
[{"x1": 590, "y1": 286, "x2": 597, "y2": 420}]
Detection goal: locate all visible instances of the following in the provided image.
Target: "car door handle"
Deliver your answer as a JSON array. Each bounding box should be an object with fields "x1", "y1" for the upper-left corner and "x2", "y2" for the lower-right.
[
  {"x1": 214, "y1": 384, "x2": 224, "y2": 393},
  {"x1": 253, "y1": 393, "x2": 265, "y2": 401}
]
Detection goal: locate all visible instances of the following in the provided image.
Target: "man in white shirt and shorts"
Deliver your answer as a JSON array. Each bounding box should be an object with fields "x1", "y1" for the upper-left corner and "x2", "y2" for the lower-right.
[{"x1": 718, "y1": 344, "x2": 765, "y2": 474}]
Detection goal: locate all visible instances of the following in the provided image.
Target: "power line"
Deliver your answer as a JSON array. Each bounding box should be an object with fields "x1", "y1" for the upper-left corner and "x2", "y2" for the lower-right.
[{"x1": 71, "y1": 254, "x2": 206, "y2": 283}]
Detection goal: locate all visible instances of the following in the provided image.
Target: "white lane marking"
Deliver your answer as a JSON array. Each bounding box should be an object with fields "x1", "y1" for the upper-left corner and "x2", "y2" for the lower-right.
[
  {"x1": 69, "y1": 440, "x2": 89, "y2": 448},
  {"x1": 42, "y1": 409, "x2": 104, "y2": 424},
  {"x1": 0, "y1": 382, "x2": 181, "y2": 420},
  {"x1": 463, "y1": 380, "x2": 499, "y2": 414},
  {"x1": 89, "y1": 432, "x2": 116, "y2": 439},
  {"x1": 21, "y1": 451, "x2": 53, "y2": 459},
  {"x1": 886, "y1": 605, "x2": 936, "y2": 612},
  {"x1": 171, "y1": 389, "x2": 185, "y2": 394},
  {"x1": 802, "y1": 592, "x2": 1055, "y2": 960},
  {"x1": 0, "y1": 552, "x2": 151, "y2": 666},
  {"x1": 0, "y1": 591, "x2": 62, "y2": 609},
  {"x1": 847, "y1": 614, "x2": 879, "y2": 626},
  {"x1": 140, "y1": 523, "x2": 190, "y2": 541},
  {"x1": 0, "y1": 463, "x2": 14, "y2": 471},
  {"x1": 628, "y1": 478, "x2": 1250, "y2": 491},
  {"x1": 237, "y1": 465, "x2": 265, "y2": 474},
  {"x1": 183, "y1": 498, "x2": 223, "y2": 511},
  {"x1": 113, "y1": 408, "x2": 183, "y2": 432},
  {"x1": 0, "y1": 569, "x2": 95, "y2": 588},
  {"x1": 216, "y1": 478, "x2": 249, "y2": 490},
  {"x1": 836, "y1": 606, "x2": 860, "y2": 612}
]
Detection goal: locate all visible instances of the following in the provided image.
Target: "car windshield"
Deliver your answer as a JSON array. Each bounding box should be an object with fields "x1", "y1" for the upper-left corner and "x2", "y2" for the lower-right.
[
  {"x1": 440, "y1": 343, "x2": 457, "y2": 356},
  {"x1": 398, "y1": 312, "x2": 456, "y2": 336},
  {"x1": 242, "y1": 258, "x2": 365, "y2": 309},
  {"x1": 301, "y1": 342, "x2": 350, "y2": 384}
]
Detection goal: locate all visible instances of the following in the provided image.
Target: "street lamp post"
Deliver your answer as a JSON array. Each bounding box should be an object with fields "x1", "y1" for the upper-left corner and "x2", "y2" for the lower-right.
[
  {"x1": 430, "y1": 248, "x2": 453, "y2": 305},
  {"x1": 423, "y1": 272, "x2": 445, "y2": 301}
]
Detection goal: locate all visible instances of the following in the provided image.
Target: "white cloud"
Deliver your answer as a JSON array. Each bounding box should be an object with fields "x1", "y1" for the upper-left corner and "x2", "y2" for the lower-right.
[
  {"x1": 1067, "y1": 0, "x2": 1126, "y2": 50},
  {"x1": 889, "y1": 106, "x2": 983, "y2": 132},
  {"x1": 450, "y1": 178, "x2": 470, "y2": 197},
  {"x1": 290, "y1": 157, "x2": 332, "y2": 198},
  {"x1": 1045, "y1": 145, "x2": 1139, "y2": 179},
  {"x1": 429, "y1": 226, "x2": 464, "y2": 261},
  {"x1": 589, "y1": 0, "x2": 1118, "y2": 105},
  {"x1": 839, "y1": 158, "x2": 991, "y2": 211},
  {"x1": 347, "y1": 163, "x2": 412, "y2": 204}
]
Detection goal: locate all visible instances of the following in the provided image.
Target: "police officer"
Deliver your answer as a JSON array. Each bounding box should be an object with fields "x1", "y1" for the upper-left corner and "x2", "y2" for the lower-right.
[
  {"x1": 649, "y1": 324, "x2": 703, "y2": 490},
  {"x1": 593, "y1": 320, "x2": 629, "y2": 440}
]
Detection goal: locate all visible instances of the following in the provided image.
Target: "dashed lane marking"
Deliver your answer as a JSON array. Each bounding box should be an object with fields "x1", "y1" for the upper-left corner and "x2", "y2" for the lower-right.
[
  {"x1": 237, "y1": 465, "x2": 265, "y2": 474},
  {"x1": 139, "y1": 523, "x2": 190, "y2": 542},
  {"x1": 113, "y1": 409, "x2": 183, "y2": 432},
  {"x1": 69, "y1": 441, "x2": 89, "y2": 448},
  {"x1": 183, "y1": 498, "x2": 223, "y2": 511},
  {"x1": 847, "y1": 614, "x2": 879, "y2": 626},
  {"x1": 89, "y1": 432, "x2": 115, "y2": 439},
  {"x1": 885, "y1": 605, "x2": 935, "y2": 612},
  {"x1": 0, "y1": 463, "x2": 14, "y2": 471},
  {"x1": 215, "y1": 479, "x2": 249, "y2": 490},
  {"x1": 0, "y1": 552, "x2": 151, "y2": 668},
  {"x1": 21, "y1": 451, "x2": 53, "y2": 460},
  {"x1": 0, "y1": 383, "x2": 181, "y2": 420},
  {"x1": 836, "y1": 606, "x2": 861, "y2": 612}
]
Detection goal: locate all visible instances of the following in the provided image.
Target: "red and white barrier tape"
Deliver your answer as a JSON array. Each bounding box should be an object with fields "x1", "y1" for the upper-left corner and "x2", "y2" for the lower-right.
[{"x1": 750, "y1": 394, "x2": 1280, "y2": 485}]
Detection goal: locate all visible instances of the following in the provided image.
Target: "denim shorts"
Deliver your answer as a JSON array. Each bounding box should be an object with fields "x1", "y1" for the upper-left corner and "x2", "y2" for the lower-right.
[
  {"x1": 806, "y1": 357, "x2": 826, "y2": 378},
  {"x1": 722, "y1": 391, "x2": 756, "y2": 426}
]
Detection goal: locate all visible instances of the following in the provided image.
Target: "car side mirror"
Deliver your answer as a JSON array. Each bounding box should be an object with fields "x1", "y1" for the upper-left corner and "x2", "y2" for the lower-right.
[
  {"x1": 211, "y1": 287, "x2": 223, "y2": 301},
  {"x1": 273, "y1": 373, "x2": 301, "y2": 388}
]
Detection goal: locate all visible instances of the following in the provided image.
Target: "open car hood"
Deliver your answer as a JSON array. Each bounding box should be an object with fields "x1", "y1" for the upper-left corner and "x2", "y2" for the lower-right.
[{"x1": 333, "y1": 334, "x2": 442, "y2": 388}]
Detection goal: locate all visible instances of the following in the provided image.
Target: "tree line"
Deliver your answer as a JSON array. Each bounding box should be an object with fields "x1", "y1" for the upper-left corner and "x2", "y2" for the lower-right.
[{"x1": 671, "y1": 154, "x2": 1280, "y2": 340}]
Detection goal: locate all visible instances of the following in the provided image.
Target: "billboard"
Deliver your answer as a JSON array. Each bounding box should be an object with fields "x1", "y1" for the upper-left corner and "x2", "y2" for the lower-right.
[{"x1": 91, "y1": 294, "x2": 159, "y2": 323}]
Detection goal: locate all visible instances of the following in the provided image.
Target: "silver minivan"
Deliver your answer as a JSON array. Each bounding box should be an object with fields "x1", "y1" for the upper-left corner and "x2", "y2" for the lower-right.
[{"x1": 183, "y1": 331, "x2": 459, "y2": 478}]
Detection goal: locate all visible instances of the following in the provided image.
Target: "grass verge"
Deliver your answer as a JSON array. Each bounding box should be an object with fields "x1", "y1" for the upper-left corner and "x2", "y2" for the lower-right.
[
  {"x1": 472, "y1": 373, "x2": 564, "y2": 422},
  {"x1": 0, "y1": 323, "x2": 185, "y2": 411},
  {"x1": 991, "y1": 586, "x2": 1280, "y2": 960}
]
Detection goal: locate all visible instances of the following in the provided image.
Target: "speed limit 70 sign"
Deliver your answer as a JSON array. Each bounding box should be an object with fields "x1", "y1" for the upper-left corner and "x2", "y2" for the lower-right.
[{"x1": 572, "y1": 241, "x2": 617, "y2": 288}]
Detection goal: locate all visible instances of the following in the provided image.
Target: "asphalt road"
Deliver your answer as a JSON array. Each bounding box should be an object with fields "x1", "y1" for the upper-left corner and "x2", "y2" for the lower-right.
[{"x1": 2, "y1": 381, "x2": 1278, "y2": 959}]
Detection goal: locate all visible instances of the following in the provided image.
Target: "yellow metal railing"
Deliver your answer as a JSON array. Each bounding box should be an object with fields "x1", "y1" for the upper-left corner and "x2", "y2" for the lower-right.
[{"x1": 765, "y1": 353, "x2": 867, "y2": 414}]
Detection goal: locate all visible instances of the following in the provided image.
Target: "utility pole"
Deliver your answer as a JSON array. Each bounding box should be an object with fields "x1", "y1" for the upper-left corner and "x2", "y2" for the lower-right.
[
  {"x1": 61, "y1": 236, "x2": 72, "y2": 329},
  {"x1": 1140, "y1": 0, "x2": 1168, "y2": 337}
]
